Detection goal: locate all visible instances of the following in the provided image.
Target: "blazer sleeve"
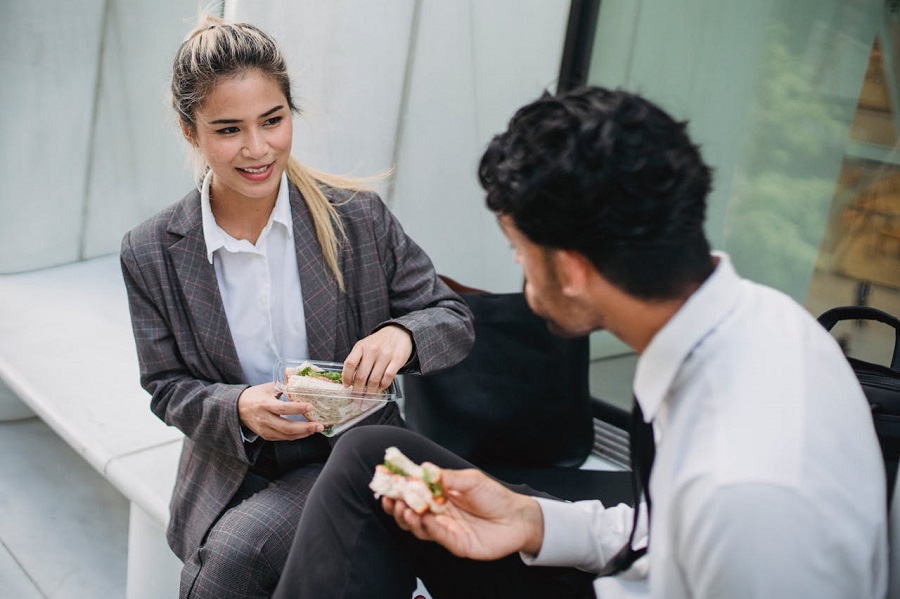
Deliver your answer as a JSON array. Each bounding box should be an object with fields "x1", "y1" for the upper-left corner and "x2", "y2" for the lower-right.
[
  {"x1": 362, "y1": 194, "x2": 474, "y2": 374},
  {"x1": 120, "y1": 228, "x2": 252, "y2": 464}
]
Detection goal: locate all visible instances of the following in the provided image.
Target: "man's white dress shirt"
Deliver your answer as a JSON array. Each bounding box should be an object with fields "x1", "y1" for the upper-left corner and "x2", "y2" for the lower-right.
[
  {"x1": 201, "y1": 171, "x2": 308, "y2": 386},
  {"x1": 524, "y1": 253, "x2": 888, "y2": 598}
]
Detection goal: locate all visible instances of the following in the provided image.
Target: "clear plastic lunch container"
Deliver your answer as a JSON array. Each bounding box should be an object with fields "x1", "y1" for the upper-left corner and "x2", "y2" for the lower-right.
[{"x1": 273, "y1": 359, "x2": 400, "y2": 437}]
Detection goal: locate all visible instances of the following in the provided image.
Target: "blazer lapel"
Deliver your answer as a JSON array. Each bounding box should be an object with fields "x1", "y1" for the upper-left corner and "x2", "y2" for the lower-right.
[
  {"x1": 167, "y1": 191, "x2": 244, "y2": 383},
  {"x1": 290, "y1": 184, "x2": 339, "y2": 360}
]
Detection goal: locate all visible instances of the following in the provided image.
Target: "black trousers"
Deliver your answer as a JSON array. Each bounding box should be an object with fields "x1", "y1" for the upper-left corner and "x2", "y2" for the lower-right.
[{"x1": 272, "y1": 425, "x2": 607, "y2": 599}]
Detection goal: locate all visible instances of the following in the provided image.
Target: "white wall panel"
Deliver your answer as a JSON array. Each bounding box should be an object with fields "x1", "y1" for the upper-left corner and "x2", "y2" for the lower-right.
[
  {"x1": 0, "y1": 1, "x2": 106, "y2": 272},
  {"x1": 1, "y1": 0, "x2": 569, "y2": 284},
  {"x1": 228, "y1": 0, "x2": 569, "y2": 291},
  {"x1": 226, "y1": 0, "x2": 415, "y2": 195},
  {"x1": 389, "y1": 2, "x2": 485, "y2": 285},
  {"x1": 83, "y1": 0, "x2": 197, "y2": 259},
  {"x1": 390, "y1": 0, "x2": 570, "y2": 291}
]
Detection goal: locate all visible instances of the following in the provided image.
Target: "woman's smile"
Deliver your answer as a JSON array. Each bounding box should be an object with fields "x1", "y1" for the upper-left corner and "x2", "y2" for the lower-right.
[{"x1": 237, "y1": 163, "x2": 276, "y2": 181}]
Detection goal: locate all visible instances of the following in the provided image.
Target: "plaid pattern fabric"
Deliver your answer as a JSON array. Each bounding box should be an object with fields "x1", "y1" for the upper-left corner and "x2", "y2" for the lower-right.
[
  {"x1": 180, "y1": 464, "x2": 323, "y2": 598},
  {"x1": 120, "y1": 183, "x2": 474, "y2": 564}
]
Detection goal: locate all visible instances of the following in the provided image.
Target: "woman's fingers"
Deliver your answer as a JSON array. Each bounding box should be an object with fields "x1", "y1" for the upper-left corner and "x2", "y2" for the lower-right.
[{"x1": 343, "y1": 325, "x2": 413, "y2": 391}]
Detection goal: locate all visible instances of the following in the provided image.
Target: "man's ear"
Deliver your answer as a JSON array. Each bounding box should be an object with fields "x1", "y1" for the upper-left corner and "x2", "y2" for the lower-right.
[
  {"x1": 179, "y1": 120, "x2": 196, "y2": 146},
  {"x1": 554, "y1": 250, "x2": 592, "y2": 297}
]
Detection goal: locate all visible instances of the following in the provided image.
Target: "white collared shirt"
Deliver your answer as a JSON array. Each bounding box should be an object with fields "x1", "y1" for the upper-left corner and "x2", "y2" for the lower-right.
[
  {"x1": 201, "y1": 171, "x2": 308, "y2": 385},
  {"x1": 525, "y1": 253, "x2": 888, "y2": 598}
]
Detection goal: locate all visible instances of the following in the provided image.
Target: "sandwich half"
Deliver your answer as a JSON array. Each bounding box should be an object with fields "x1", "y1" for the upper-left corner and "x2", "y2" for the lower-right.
[
  {"x1": 283, "y1": 361, "x2": 363, "y2": 428},
  {"x1": 369, "y1": 446, "x2": 446, "y2": 514}
]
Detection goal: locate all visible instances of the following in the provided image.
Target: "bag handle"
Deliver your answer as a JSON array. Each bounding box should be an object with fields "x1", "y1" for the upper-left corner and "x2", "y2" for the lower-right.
[{"x1": 817, "y1": 306, "x2": 900, "y2": 370}]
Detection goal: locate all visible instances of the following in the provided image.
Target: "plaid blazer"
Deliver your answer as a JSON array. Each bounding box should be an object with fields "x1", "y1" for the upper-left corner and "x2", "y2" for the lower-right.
[{"x1": 120, "y1": 183, "x2": 474, "y2": 560}]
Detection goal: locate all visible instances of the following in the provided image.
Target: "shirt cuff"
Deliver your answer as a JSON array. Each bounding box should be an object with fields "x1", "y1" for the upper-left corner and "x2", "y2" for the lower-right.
[
  {"x1": 520, "y1": 497, "x2": 601, "y2": 568},
  {"x1": 240, "y1": 424, "x2": 259, "y2": 444},
  {"x1": 520, "y1": 497, "x2": 640, "y2": 575}
]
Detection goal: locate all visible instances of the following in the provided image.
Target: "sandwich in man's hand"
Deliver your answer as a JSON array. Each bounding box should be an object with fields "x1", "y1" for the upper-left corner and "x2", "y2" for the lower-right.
[{"x1": 369, "y1": 446, "x2": 446, "y2": 514}]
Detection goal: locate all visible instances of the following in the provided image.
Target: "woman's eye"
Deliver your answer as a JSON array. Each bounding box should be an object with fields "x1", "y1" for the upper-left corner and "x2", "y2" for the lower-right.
[
  {"x1": 215, "y1": 126, "x2": 239, "y2": 135},
  {"x1": 263, "y1": 116, "x2": 283, "y2": 127}
]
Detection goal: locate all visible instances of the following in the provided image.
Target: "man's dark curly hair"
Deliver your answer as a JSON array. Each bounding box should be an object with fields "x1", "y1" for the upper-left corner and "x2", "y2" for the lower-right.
[{"x1": 479, "y1": 86, "x2": 714, "y2": 300}]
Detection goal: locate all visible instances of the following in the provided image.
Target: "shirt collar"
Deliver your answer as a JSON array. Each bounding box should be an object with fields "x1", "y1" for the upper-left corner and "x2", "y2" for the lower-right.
[
  {"x1": 633, "y1": 251, "x2": 742, "y2": 422},
  {"x1": 269, "y1": 172, "x2": 293, "y2": 234},
  {"x1": 200, "y1": 170, "x2": 292, "y2": 263}
]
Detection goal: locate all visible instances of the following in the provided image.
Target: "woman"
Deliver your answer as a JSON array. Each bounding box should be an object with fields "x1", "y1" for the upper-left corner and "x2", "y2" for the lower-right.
[{"x1": 120, "y1": 15, "x2": 474, "y2": 598}]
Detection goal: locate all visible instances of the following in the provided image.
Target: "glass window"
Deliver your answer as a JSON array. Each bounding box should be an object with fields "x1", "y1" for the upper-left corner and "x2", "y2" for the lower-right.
[
  {"x1": 580, "y1": 0, "x2": 893, "y2": 409},
  {"x1": 805, "y1": 25, "x2": 900, "y2": 367}
]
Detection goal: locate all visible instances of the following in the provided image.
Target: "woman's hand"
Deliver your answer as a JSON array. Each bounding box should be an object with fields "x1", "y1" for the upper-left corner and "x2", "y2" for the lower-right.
[
  {"x1": 382, "y1": 468, "x2": 546, "y2": 560},
  {"x1": 342, "y1": 325, "x2": 413, "y2": 391},
  {"x1": 237, "y1": 382, "x2": 324, "y2": 441}
]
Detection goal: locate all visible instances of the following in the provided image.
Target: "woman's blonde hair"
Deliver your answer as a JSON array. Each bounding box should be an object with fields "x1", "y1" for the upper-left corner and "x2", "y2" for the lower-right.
[{"x1": 171, "y1": 15, "x2": 372, "y2": 291}]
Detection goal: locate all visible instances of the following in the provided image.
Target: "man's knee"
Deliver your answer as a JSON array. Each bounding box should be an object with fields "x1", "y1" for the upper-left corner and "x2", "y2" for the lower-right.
[
  {"x1": 319, "y1": 426, "x2": 419, "y2": 498},
  {"x1": 332, "y1": 425, "x2": 413, "y2": 466}
]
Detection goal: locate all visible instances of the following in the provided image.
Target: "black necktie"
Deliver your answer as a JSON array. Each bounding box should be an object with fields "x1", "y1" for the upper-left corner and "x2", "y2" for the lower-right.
[{"x1": 597, "y1": 397, "x2": 656, "y2": 576}]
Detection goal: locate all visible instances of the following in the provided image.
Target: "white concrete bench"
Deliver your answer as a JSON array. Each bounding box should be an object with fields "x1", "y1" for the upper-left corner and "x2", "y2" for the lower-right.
[
  {"x1": 0, "y1": 255, "x2": 182, "y2": 598},
  {"x1": 0, "y1": 254, "x2": 621, "y2": 599}
]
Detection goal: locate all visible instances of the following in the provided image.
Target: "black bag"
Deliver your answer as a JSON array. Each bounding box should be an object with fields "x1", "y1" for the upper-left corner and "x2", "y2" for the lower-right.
[
  {"x1": 817, "y1": 306, "x2": 900, "y2": 498},
  {"x1": 403, "y1": 280, "x2": 595, "y2": 470}
]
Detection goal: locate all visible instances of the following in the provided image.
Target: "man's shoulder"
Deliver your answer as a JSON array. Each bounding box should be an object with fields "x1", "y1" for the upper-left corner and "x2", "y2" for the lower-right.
[
  {"x1": 668, "y1": 284, "x2": 868, "y2": 478},
  {"x1": 695, "y1": 281, "x2": 838, "y2": 373}
]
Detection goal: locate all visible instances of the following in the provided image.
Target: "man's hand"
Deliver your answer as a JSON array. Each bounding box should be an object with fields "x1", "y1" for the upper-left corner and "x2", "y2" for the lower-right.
[
  {"x1": 342, "y1": 325, "x2": 413, "y2": 392},
  {"x1": 237, "y1": 382, "x2": 324, "y2": 440},
  {"x1": 382, "y1": 467, "x2": 545, "y2": 560}
]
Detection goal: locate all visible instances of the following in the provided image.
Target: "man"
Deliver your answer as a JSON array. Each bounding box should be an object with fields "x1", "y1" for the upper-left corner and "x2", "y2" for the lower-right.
[{"x1": 273, "y1": 87, "x2": 887, "y2": 598}]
